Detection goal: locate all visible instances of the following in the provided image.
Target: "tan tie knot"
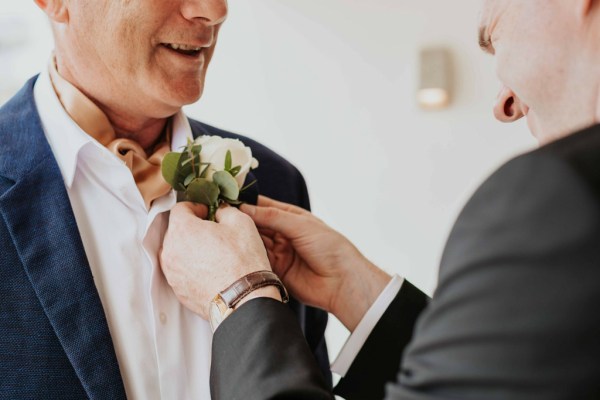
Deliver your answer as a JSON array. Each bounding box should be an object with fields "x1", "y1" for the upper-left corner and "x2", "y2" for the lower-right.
[
  {"x1": 109, "y1": 138, "x2": 147, "y2": 156},
  {"x1": 47, "y1": 55, "x2": 173, "y2": 210},
  {"x1": 107, "y1": 138, "x2": 172, "y2": 210},
  {"x1": 108, "y1": 138, "x2": 148, "y2": 169}
]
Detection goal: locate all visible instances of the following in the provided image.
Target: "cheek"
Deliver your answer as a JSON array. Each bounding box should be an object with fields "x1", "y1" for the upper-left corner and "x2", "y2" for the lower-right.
[
  {"x1": 204, "y1": 28, "x2": 221, "y2": 65},
  {"x1": 74, "y1": 16, "x2": 144, "y2": 81},
  {"x1": 102, "y1": 4, "x2": 158, "y2": 72},
  {"x1": 115, "y1": 23, "x2": 150, "y2": 72},
  {"x1": 526, "y1": 112, "x2": 538, "y2": 135},
  {"x1": 495, "y1": 45, "x2": 539, "y2": 107}
]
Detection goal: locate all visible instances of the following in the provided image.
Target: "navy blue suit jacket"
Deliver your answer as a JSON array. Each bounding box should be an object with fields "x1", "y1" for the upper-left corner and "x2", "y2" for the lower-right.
[{"x1": 0, "y1": 77, "x2": 330, "y2": 399}]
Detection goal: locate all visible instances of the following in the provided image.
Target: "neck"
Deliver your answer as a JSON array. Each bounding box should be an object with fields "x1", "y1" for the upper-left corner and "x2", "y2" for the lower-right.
[
  {"x1": 594, "y1": 81, "x2": 600, "y2": 127},
  {"x1": 54, "y1": 52, "x2": 171, "y2": 153},
  {"x1": 98, "y1": 104, "x2": 169, "y2": 152}
]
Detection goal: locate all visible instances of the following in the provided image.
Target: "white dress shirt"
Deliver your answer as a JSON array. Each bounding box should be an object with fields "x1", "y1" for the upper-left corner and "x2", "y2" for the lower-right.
[
  {"x1": 34, "y1": 67, "x2": 213, "y2": 399},
  {"x1": 331, "y1": 275, "x2": 404, "y2": 376}
]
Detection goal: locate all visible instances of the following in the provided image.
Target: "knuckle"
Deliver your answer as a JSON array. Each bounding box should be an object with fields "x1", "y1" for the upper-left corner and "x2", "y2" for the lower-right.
[
  {"x1": 237, "y1": 211, "x2": 254, "y2": 225},
  {"x1": 264, "y1": 207, "x2": 280, "y2": 220},
  {"x1": 170, "y1": 203, "x2": 186, "y2": 220}
]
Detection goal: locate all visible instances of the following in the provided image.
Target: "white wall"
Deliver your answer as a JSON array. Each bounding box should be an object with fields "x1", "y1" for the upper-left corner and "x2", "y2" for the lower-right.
[
  {"x1": 1, "y1": 0, "x2": 536, "y2": 375},
  {"x1": 186, "y1": 0, "x2": 536, "y2": 367}
]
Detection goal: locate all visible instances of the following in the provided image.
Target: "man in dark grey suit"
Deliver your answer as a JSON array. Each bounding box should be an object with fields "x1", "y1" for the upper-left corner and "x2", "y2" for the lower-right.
[{"x1": 160, "y1": 0, "x2": 600, "y2": 398}]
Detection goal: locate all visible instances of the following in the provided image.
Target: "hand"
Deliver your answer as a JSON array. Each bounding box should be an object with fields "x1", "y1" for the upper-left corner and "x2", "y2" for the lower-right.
[
  {"x1": 160, "y1": 202, "x2": 280, "y2": 320},
  {"x1": 241, "y1": 196, "x2": 391, "y2": 332}
]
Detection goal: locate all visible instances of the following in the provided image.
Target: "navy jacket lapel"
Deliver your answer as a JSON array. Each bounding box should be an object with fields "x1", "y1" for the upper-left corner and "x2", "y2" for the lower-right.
[{"x1": 0, "y1": 77, "x2": 126, "y2": 399}]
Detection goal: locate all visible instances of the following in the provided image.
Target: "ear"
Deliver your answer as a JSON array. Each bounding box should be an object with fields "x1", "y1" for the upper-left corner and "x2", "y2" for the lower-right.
[{"x1": 33, "y1": 0, "x2": 69, "y2": 23}]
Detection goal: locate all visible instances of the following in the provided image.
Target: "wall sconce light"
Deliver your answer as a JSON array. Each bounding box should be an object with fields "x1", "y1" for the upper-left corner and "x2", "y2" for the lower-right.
[{"x1": 417, "y1": 48, "x2": 452, "y2": 110}]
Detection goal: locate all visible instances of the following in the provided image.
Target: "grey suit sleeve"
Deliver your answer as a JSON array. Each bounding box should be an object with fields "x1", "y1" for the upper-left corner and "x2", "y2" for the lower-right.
[
  {"x1": 210, "y1": 298, "x2": 334, "y2": 400},
  {"x1": 210, "y1": 282, "x2": 428, "y2": 400},
  {"x1": 336, "y1": 281, "x2": 429, "y2": 400},
  {"x1": 387, "y1": 153, "x2": 600, "y2": 399}
]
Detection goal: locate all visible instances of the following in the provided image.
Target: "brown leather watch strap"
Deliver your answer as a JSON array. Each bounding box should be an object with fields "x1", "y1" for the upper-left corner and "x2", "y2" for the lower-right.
[{"x1": 219, "y1": 270, "x2": 289, "y2": 308}]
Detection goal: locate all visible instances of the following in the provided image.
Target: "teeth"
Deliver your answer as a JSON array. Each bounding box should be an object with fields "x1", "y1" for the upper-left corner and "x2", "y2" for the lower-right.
[{"x1": 167, "y1": 43, "x2": 202, "y2": 51}]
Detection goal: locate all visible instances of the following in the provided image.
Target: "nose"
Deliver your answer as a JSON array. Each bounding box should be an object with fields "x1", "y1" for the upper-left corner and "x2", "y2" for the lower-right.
[
  {"x1": 181, "y1": 0, "x2": 228, "y2": 25},
  {"x1": 494, "y1": 86, "x2": 525, "y2": 123}
]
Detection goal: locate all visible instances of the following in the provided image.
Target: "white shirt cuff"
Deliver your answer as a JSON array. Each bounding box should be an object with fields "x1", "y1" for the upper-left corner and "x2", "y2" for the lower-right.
[{"x1": 330, "y1": 274, "x2": 404, "y2": 377}]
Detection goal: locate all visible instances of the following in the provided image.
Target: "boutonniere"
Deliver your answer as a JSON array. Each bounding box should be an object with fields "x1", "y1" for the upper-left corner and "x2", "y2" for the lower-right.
[{"x1": 161, "y1": 135, "x2": 259, "y2": 221}]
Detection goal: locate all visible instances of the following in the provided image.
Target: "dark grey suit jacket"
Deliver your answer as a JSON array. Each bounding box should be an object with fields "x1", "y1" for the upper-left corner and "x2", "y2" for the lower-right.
[{"x1": 210, "y1": 123, "x2": 600, "y2": 400}]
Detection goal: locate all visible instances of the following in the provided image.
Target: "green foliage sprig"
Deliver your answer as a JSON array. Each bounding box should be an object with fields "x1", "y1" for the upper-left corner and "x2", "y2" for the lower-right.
[{"x1": 161, "y1": 139, "x2": 256, "y2": 221}]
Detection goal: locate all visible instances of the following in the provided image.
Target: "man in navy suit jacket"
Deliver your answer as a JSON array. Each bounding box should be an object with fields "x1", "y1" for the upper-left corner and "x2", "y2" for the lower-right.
[{"x1": 0, "y1": 0, "x2": 329, "y2": 398}]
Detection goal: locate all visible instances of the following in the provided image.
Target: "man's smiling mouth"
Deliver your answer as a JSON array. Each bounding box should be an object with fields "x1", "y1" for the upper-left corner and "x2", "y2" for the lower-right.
[{"x1": 162, "y1": 43, "x2": 204, "y2": 57}]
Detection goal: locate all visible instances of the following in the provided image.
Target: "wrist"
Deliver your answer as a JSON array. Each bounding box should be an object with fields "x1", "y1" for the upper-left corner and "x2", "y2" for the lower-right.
[
  {"x1": 332, "y1": 258, "x2": 391, "y2": 332},
  {"x1": 209, "y1": 271, "x2": 288, "y2": 332},
  {"x1": 235, "y1": 285, "x2": 282, "y2": 309}
]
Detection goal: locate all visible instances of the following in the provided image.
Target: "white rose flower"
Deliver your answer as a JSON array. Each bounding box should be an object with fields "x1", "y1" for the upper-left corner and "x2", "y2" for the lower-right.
[{"x1": 194, "y1": 135, "x2": 259, "y2": 188}]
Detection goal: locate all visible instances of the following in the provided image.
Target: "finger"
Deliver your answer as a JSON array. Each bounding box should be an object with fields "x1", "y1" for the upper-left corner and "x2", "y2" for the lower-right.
[
  {"x1": 171, "y1": 202, "x2": 209, "y2": 220},
  {"x1": 266, "y1": 249, "x2": 277, "y2": 269},
  {"x1": 273, "y1": 232, "x2": 290, "y2": 246},
  {"x1": 269, "y1": 253, "x2": 290, "y2": 279},
  {"x1": 257, "y1": 196, "x2": 308, "y2": 215},
  {"x1": 215, "y1": 204, "x2": 251, "y2": 227},
  {"x1": 260, "y1": 234, "x2": 275, "y2": 249},
  {"x1": 215, "y1": 204, "x2": 234, "y2": 223},
  {"x1": 258, "y1": 227, "x2": 276, "y2": 237},
  {"x1": 241, "y1": 204, "x2": 308, "y2": 239}
]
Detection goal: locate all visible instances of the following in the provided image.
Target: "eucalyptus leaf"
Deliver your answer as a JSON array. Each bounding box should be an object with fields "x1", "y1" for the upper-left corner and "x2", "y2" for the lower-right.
[
  {"x1": 213, "y1": 170, "x2": 240, "y2": 200},
  {"x1": 183, "y1": 173, "x2": 196, "y2": 186},
  {"x1": 185, "y1": 178, "x2": 220, "y2": 206},
  {"x1": 181, "y1": 153, "x2": 203, "y2": 177},
  {"x1": 161, "y1": 152, "x2": 185, "y2": 187},
  {"x1": 184, "y1": 143, "x2": 193, "y2": 157},
  {"x1": 178, "y1": 151, "x2": 194, "y2": 179},
  {"x1": 229, "y1": 165, "x2": 241, "y2": 177},
  {"x1": 200, "y1": 164, "x2": 212, "y2": 179},
  {"x1": 225, "y1": 150, "x2": 232, "y2": 171},
  {"x1": 240, "y1": 179, "x2": 257, "y2": 192}
]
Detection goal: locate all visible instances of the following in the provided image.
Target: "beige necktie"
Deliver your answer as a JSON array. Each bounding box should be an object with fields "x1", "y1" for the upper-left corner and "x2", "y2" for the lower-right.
[{"x1": 48, "y1": 58, "x2": 171, "y2": 209}]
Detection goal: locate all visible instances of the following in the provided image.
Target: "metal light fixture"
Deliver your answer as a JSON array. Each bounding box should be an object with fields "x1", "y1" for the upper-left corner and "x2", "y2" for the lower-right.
[{"x1": 417, "y1": 48, "x2": 452, "y2": 110}]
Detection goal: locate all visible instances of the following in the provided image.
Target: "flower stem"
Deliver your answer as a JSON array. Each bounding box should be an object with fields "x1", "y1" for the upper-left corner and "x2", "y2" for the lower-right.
[{"x1": 208, "y1": 206, "x2": 217, "y2": 222}]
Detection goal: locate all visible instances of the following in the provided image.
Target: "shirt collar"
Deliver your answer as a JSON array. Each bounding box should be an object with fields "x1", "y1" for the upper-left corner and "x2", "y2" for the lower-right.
[
  {"x1": 34, "y1": 56, "x2": 193, "y2": 189},
  {"x1": 48, "y1": 56, "x2": 115, "y2": 146}
]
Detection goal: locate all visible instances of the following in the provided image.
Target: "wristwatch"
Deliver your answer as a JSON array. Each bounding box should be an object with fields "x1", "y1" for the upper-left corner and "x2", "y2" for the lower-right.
[{"x1": 209, "y1": 270, "x2": 289, "y2": 332}]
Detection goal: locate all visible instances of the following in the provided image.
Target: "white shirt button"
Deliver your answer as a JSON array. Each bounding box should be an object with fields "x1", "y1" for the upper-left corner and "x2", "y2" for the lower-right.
[{"x1": 159, "y1": 312, "x2": 167, "y2": 325}]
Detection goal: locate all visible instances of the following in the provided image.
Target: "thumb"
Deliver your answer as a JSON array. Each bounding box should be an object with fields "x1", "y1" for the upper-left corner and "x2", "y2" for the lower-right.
[
  {"x1": 215, "y1": 204, "x2": 249, "y2": 226},
  {"x1": 171, "y1": 202, "x2": 209, "y2": 220}
]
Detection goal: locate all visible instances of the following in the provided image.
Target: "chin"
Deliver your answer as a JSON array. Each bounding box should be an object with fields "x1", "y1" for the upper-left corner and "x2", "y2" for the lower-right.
[
  {"x1": 526, "y1": 117, "x2": 544, "y2": 146},
  {"x1": 177, "y1": 89, "x2": 204, "y2": 106},
  {"x1": 162, "y1": 82, "x2": 205, "y2": 110}
]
